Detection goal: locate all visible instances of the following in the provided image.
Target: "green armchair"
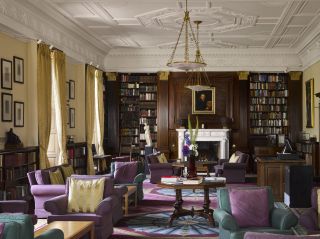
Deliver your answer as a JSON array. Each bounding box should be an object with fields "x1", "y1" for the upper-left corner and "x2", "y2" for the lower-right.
[
  {"x1": 213, "y1": 187, "x2": 298, "y2": 239},
  {"x1": 0, "y1": 214, "x2": 63, "y2": 239}
]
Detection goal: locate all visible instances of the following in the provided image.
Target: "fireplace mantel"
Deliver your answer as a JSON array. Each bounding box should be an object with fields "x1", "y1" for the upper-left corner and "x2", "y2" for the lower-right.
[{"x1": 176, "y1": 129, "x2": 230, "y2": 160}]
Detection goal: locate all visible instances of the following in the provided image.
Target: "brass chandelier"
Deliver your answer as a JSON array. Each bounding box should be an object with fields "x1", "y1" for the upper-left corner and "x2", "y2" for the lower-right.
[
  {"x1": 166, "y1": 0, "x2": 207, "y2": 71},
  {"x1": 184, "y1": 21, "x2": 212, "y2": 91}
]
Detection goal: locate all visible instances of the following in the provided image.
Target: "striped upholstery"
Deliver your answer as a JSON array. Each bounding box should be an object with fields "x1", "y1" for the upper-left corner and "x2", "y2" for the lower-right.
[
  {"x1": 61, "y1": 165, "x2": 74, "y2": 180},
  {"x1": 49, "y1": 169, "x2": 64, "y2": 184}
]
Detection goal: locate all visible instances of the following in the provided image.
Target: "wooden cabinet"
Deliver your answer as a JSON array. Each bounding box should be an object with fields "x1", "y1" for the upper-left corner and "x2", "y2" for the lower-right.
[
  {"x1": 0, "y1": 146, "x2": 39, "y2": 200},
  {"x1": 296, "y1": 141, "x2": 319, "y2": 176},
  {"x1": 257, "y1": 157, "x2": 305, "y2": 201}
]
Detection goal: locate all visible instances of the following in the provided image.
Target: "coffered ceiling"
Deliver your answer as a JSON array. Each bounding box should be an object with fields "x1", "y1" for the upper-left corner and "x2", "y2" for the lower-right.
[{"x1": 25, "y1": 0, "x2": 320, "y2": 50}]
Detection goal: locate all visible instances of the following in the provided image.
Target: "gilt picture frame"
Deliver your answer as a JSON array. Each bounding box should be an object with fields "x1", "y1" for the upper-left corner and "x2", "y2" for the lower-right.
[
  {"x1": 305, "y1": 78, "x2": 314, "y2": 128},
  {"x1": 192, "y1": 88, "x2": 215, "y2": 114}
]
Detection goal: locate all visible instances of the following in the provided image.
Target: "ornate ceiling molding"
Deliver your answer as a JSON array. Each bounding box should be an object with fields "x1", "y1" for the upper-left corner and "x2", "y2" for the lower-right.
[
  {"x1": 104, "y1": 47, "x2": 302, "y2": 73},
  {"x1": 0, "y1": 0, "x2": 108, "y2": 68}
]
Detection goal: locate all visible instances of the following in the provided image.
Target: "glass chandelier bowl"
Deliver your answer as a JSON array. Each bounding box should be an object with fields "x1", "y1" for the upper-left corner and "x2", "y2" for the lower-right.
[{"x1": 166, "y1": 0, "x2": 207, "y2": 71}]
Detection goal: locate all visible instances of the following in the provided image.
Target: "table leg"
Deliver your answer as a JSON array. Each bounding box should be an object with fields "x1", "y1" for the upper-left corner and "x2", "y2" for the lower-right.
[
  {"x1": 168, "y1": 189, "x2": 184, "y2": 226},
  {"x1": 90, "y1": 225, "x2": 95, "y2": 239},
  {"x1": 134, "y1": 189, "x2": 137, "y2": 207},
  {"x1": 203, "y1": 188, "x2": 214, "y2": 226},
  {"x1": 124, "y1": 193, "x2": 129, "y2": 216}
]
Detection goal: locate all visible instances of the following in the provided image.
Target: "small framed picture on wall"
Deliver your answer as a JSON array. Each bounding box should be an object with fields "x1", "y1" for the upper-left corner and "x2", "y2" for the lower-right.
[
  {"x1": 1, "y1": 93, "x2": 12, "y2": 122},
  {"x1": 1, "y1": 58, "x2": 12, "y2": 90},
  {"x1": 69, "y1": 80, "x2": 75, "y2": 99},
  {"x1": 13, "y1": 56, "x2": 24, "y2": 84},
  {"x1": 69, "y1": 108, "x2": 75, "y2": 128},
  {"x1": 14, "y1": 101, "x2": 24, "y2": 127}
]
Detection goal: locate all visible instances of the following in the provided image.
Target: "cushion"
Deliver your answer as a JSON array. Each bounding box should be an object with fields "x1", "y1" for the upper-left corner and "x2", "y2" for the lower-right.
[
  {"x1": 61, "y1": 165, "x2": 75, "y2": 180},
  {"x1": 35, "y1": 170, "x2": 51, "y2": 185},
  {"x1": 49, "y1": 169, "x2": 65, "y2": 184},
  {"x1": 68, "y1": 178, "x2": 105, "y2": 213},
  {"x1": 114, "y1": 162, "x2": 138, "y2": 184},
  {"x1": 157, "y1": 153, "x2": 168, "y2": 163},
  {"x1": 229, "y1": 153, "x2": 240, "y2": 163},
  {"x1": 229, "y1": 188, "x2": 269, "y2": 227},
  {"x1": 148, "y1": 154, "x2": 159, "y2": 164}
]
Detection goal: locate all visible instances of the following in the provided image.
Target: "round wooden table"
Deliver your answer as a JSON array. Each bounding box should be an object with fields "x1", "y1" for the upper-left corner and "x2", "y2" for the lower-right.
[{"x1": 157, "y1": 180, "x2": 225, "y2": 227}]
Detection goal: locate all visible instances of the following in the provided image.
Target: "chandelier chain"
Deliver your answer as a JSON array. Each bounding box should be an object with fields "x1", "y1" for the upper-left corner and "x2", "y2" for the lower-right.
[{"x1": 167, "y1": 17, "x2": 186, "y2": 64}]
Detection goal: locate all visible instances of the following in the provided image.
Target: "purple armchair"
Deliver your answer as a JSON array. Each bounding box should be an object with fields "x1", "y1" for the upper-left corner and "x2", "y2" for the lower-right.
[
  {"x1": 299, "y1": 187, "x2": 320, "y2": 234},
  {"x1": 214, "y1": 151, "x2": 249, "y2": 183},
  {"x1": 27, "y1": 166, "x2": 66, "y2": 218},
  {"x1": 146, "y1": 153, "x2": 179, "y2": 184},
  {"x1": 44, "y1": 176, "x2": 127, "y2": 239}
]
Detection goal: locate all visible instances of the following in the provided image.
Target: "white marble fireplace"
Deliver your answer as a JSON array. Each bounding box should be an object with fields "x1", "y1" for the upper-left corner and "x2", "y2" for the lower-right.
[{"x1": 176, "y1": 129, "x2": 230, "y2": 160}]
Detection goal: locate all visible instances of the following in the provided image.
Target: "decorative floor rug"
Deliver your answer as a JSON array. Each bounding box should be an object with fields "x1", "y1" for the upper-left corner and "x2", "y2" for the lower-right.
[{"x1": 112, "y1": 212, "x2": 219, "y2": 238}]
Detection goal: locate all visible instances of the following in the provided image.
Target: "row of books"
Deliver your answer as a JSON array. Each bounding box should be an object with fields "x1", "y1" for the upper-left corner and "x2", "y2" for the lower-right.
[
  {"x1": 250, "y1": 119, "x2": 288, "y2": 127},
  {"x1": 250, "y1": 105, "x2": 288, "y2": 112},
  {"x1": 250, "y1": 112, "x2": 287, "y2": 120},
  {"x1": 140, "y1": 101, "x2": 157, "y2": 108},
  {"x1": 250, "y1": 74, "x2": 287, "y2": 83},
  {"x1": 121, "y1": 105, "x2": 139, "y2": 112},
  {"x1": 120, "y1": 89, "x2": 139, "y2": 96},
  {"x1": 0, "y1": 185, "x2": 30, "y2": 200},
  {"x1": 250, "y1": 127, "x2": 288, "y2": 135},
  {"x1": 121, "y1": 82, "x2": 139, "y2": 89},
  {"x1": 5, "y1": 164, "x2": 36, "y2": 181},
  {"x1": 296, "y1": 143, "x2": 315, "y2": 154},
  {"x1": 140, "y1": 85, "x2": 157, "y2": 92},
  {"x1": 140, "y1": 93, "x2": 156, "y2": 101},
  {"x1": 121, "y1": 128, "x2": 139, "y2": 136},
  {"x1": 139, "y1": 117, "x2": 157, "y2": 125},
  {"x1": 250, "y1": 82, "x2": 287, "y2": 90},
  {"x1": 139, "y1": 75, "x2": 157, "y2": 83},
  {"x1": 70, "y1": 157, "x2": 86, "y2": 167},
  {"x1": 250, "y1": 90, "x2": 288, "y2": 97},
  {"x1": 250, "y1": 97, "x2": 287, "y2": 105},
  {"x1": 140, "y1": 133, "x2": 157, "y2": 141},
  {"x1": 0, "y1": 153, "x2": 37, "y2": 167},
  {"x1": 120, "y1": 136, "x2": 139, "y2": 144},
  {"x1": 140, "y1": 109, "x2": 156, "y2": 117}
]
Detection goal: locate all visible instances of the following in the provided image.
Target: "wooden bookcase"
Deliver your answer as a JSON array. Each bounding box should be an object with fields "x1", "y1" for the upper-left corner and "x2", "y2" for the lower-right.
[
  {"x1": 296, "y1": 141, "x2": 319, "y2": 177},
  {"x1": 67, "y1": 142, "x2": 87, "y2": 174},
  {"x1": 249, "y1": 73, "x2": 289, "y2": 137},
  {"x1": 119, "y1": 73, "x2": 158, "y2": 160},
  {"x1": 0, "y1": 146, "x2": 39, "y2": 200}
]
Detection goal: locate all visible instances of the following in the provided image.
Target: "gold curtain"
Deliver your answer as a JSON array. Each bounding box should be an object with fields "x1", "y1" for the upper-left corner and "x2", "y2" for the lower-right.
[
  {"x1": 86, "y1": 65, "x2": 96, "y2": 175},
  {"x1": 96, "y1": 70, "x2": 105, "y2": 155},
  {"x1": 37, "y1": 44, "x2": 52, "y2": 169},
  {"x1": 51, "y1": 50, "x2": 68, "y2": 165}
]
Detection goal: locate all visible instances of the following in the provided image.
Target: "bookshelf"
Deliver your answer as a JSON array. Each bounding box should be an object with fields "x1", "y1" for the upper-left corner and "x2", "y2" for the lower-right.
[
  {"x1": 67, "y1": 142, "x2": 87, "y2": 174},
  {"x1": 0, "y1": 146, "x2": 39, "y2": 200},
  {"x1": 119, "y1": 73, "x2": 158, "y2": 160},
  {"x1": 249, "y1": 73, "x2": 289, "y2": 137}
]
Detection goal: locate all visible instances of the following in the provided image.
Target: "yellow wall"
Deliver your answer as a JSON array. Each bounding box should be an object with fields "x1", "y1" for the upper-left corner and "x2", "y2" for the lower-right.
[
  {"x1": 0, "y1": 32, "x2": 37, "y2": 148},
  {"x1": 66, "y1": 59, "x2": 86, "y2": 142},
  {"x1": 303, "y1": 60, "x2": 320, "y2": 140}
]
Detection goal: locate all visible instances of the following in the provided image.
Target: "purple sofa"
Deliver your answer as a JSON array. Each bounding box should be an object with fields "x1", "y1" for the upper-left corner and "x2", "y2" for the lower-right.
[
  {"x1": 244, "y1": 232, "x2": 319, "y2": 239},
  {"x1": 299, "y1": 187, "x2": 320, "y2": 234},
  {"x1": 214, "y1": 151, "x2": 249, "y2": 183},
  {"x1": 146, "y1": 153, "x2": 180, "y2": 184},
  {"x1": 27, "y1": 165, "x2": 68, "y2": 218},
  {"x1": 44, "y1": 176, "x2": 126, "y2": 239}
]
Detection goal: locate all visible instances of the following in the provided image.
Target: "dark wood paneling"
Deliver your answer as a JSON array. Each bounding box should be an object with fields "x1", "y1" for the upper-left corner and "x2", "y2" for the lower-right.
[
  {"x1": 288, "y1": 79, "x2": 302, "y2": 143},
  {"x1": 169, "y1": 129, "x2": 178, "y2": 159},
  {"x1": 157, "y1": 79, "x2": 169, "y2": 154},
  {"x1": 104, "y1": 79, "x2": 120, "y2": 154},
  {"x1": 168, "y1": 72, "x2": 238, "y2": 130}
]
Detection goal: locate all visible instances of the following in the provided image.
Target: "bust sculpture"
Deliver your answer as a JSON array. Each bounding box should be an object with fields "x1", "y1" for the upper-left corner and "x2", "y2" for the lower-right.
[
  {"x1": 144, "y1": 123, "x2": 152, "y2": 146},
  {"x1": 5, "y1": 128, "x2": 23, "y2": 149}
]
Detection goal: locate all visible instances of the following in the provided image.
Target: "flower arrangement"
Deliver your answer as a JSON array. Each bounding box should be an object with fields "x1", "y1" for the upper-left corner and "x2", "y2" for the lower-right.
[{"x1": 182, "y1": 115, "x2": 199, "y2": 157}]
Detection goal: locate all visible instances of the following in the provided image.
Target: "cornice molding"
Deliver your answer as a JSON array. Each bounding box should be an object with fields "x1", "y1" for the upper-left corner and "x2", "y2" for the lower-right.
[
  {"x1": 0, "y1": 0, "x2": 108, "y2": 68},
  {"x1": 104, "y1": 47, "x2": 302, "y2": 73}
]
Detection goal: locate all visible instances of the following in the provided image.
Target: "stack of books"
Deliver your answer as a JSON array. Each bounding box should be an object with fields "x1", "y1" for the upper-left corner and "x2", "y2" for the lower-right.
[
  {"x1": 182, "y1": 177, "x2": 203, "y2": 185},
  {"x1": 204, "y1": 177, "x2": 226, "y2": 182},
  {"x1": 161, "y1": 176, "x2": 179, "y2": 184}
]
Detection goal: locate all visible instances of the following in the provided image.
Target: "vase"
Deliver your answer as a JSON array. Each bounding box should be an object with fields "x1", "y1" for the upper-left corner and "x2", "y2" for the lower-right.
[{"x1": 187, "y1": 154, "x2": 197, "y2": 179}]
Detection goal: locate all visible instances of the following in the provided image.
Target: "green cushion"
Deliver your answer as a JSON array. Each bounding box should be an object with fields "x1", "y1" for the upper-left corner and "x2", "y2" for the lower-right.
[
  {"x1": 60, "y1": 165, "x2": 74, "y2": 180},
  {"x1": 49, "y1": 169, "x2": 64, "y2": 184},
  {"x1": 0, "y1": 214, "x2": 34, "y2": 239}
]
